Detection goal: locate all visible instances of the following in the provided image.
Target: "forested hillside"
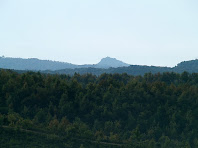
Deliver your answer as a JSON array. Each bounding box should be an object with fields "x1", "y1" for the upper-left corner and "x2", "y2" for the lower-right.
[
  {"x1": 48, "y1": 65, "x2": 172, "y2": 76},
  {"x1": 1, "y1": 70, "x2": 198, "y2": 147}
]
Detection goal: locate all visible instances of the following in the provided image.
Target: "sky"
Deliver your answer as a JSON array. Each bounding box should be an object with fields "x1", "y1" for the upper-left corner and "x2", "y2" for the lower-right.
[{"x1": 0, "y1": 0, "x2": 198, "y2": 67}]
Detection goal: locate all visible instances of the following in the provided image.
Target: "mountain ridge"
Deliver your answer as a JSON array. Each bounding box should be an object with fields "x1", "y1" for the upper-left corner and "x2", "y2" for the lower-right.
[
  {"x1": 0, "y1": 56, "x2": 130, "y2": 71},
  {"x1": 1, "y1": 56, "x2": 198, "y2": 76}
]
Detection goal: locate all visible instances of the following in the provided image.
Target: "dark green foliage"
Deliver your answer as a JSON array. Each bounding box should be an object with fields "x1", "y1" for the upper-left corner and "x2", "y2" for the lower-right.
[
  {"x1": 1, "y1": 69, "x2": 198, "y2": 147},
  {"x1": 0, "y1": 127, "x2": 66, "y2": 148}
]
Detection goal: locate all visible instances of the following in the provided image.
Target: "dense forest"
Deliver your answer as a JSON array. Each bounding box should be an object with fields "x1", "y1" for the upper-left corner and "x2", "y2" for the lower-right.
[{"x1": 1, "y1": 70, "x2": 198, "y2": 147}]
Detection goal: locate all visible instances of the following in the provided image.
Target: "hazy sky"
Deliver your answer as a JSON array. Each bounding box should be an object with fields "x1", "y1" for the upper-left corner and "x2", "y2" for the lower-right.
[{"x1": 0, "y1": 0, "x2": 198, "y2": 67}]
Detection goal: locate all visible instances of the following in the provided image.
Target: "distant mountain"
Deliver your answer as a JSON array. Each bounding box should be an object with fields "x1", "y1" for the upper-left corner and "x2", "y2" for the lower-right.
[
  {"x1": 45, "y1": 59, "x2": 198, "y2": 76},
  {"x1": 2, "y1": 56, "x2": 198, "y2": 76},
  {"x1": 95, "y1": 57, "x2": 130, "y2": 68},
  {"x1": 173, "y1": 59, "x2": 198, "y2": 73},
  {"x1": 0, "y1": 57, "x2": 77, "y2": 71},
  {"x1": 0, "y1": 56, "x2": 130, "y2": 71}
]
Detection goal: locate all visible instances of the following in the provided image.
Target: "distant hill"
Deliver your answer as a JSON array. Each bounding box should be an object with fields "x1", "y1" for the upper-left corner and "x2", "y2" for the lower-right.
[
  {"x1": 45, "y1": 65, "x2": 172, "y2": 76},
  {"x1": 45, "y1": 59, "x2": 198, "y2": 76},
  {"x1": 95, "y1": 57, "x2": 129, "y2": 68},
  {"x1": 0, "y1": 57, "x2": 77, "y2": 71},
  {"x1": 2, "y1": 56, "x2": 198, "y2": 76},
  {"x1": 173, "y1": 59, "x2": 198, "y2": 73},
  {"x1": 0, "y1": 56, "x2": 130, "y2": 71}
]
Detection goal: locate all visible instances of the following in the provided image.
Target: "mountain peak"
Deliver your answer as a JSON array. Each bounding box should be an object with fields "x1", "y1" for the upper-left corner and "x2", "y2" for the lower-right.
[
  {"x1": 96, "y1": 57, "x2": 130, "y2": 68},
  {"x1": 100, "y1": 57, "x2": 117, "y2": 62}
]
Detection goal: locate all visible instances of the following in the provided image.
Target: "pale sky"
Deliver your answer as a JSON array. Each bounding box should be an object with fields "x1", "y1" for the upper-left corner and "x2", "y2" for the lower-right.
[{"x1": 0, "y1": 0, "x2": 198, "y2": 67}]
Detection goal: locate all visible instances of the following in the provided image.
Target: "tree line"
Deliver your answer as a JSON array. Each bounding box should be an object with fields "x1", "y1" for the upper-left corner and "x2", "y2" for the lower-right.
[{"x1": 0, "y1": 70, "x2": 198, "y2": 147}]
